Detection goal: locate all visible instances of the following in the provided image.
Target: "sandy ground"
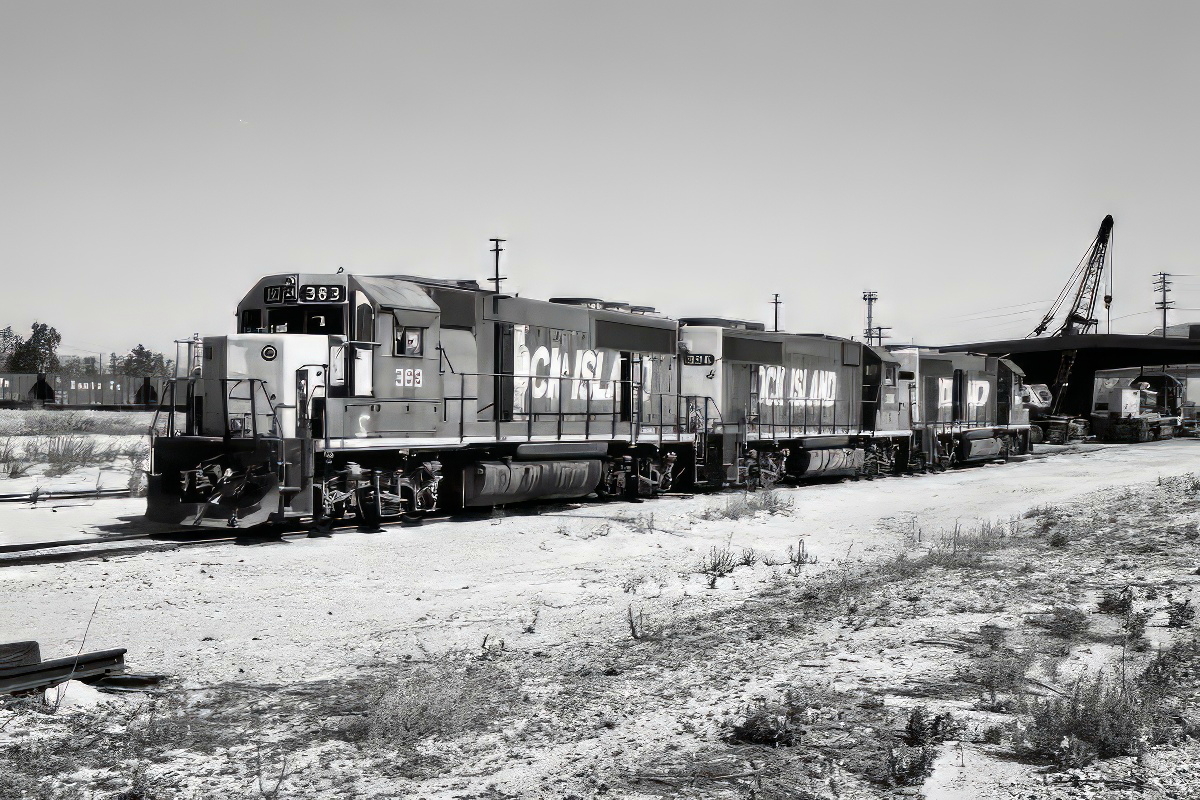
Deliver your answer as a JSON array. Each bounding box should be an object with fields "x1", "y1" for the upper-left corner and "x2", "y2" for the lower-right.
[{"x1": 2, "y1": 439, "x2": 1200, "y2": 799}]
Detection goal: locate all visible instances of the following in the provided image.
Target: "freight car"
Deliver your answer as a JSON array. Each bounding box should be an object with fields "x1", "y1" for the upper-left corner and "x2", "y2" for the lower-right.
[
  {"x1": 146, "y1": 272, "x2": 1032, "y2": 529},
  {"x1": 0, "y1": 372, "x2": 169, "y2": 407}
]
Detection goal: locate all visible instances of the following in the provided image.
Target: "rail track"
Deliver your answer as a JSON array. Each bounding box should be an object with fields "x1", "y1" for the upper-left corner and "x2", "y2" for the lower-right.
[
  {"x1": 0, "y1": 446, "x2": 1087, "y2": 570},
  {"x1": 0, "y1": 487, "x2": 132, "y2": 504},
  {"x1": 0, "y1": 500, "x2": 611, "y2": 569}
]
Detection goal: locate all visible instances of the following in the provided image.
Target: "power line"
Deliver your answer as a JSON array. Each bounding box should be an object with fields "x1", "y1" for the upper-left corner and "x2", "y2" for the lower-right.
[{"x1": 947, "y1": 299, "x2": 1054, "y2": 319}]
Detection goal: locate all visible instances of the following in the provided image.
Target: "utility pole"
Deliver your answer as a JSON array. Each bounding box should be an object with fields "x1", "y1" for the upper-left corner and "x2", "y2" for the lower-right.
[
  {"x1": 861, "y1": 291, "x2": 891, "y2": 345},
  {"x1": 863, "y1": 291, "x2": 877, "y2": 343},
  {"x1": 1153, "y1": 272, "x2": 1173, "y2": 338},
  {"x1": 771, "y1": 294, "x2": 782, "y2": 332},
  {"x1": 488, "y1": 238, "x2": 507, "y2": 294}
]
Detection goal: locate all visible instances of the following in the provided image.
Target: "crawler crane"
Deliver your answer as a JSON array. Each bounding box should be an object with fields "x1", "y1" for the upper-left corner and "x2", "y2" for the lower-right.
[{"x1": 1026, "y1": 214, "x2": 1114, "y2": 442}]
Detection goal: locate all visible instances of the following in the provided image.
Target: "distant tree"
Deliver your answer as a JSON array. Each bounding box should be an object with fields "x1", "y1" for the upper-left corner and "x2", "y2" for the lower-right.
[
  {"x1": 7, "y1": 322, "x2": 61, "y2": 373},
  {"x1": 58, "y1": 356, "x2": 101, "y2": 377},
  {"x1": 0, "y1": 327, "x2": 19, "y2": 371},
  {"x1": 59, "y1": 356, "x2": 86, "y2": 377},
  {"x1": 120, "y1": 344, "x2": 173, "y2": 378}
]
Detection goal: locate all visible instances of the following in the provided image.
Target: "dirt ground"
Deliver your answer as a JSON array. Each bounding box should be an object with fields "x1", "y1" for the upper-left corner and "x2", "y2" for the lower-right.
[{"x1": 2, "y1": 439, "x2": 1200, "y2": 799}]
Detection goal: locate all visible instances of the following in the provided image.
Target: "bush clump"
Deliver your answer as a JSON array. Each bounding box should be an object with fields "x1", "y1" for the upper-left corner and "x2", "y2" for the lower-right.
[
  {"x1": 724, "y1": 687, "x2": 833, "y2": 747},
  {"x1": 1031, "y1": 606, "x2": 1091, "y2": 640},
  {"x1": 886, "y1": 706, "x2": 958, "y2": 786},
  {"x1": 1167, "y1": 598, "x2": 1195, "y2": 629},
  {"x1": 1017, "y1": 674, "x2": 1174, "y2": 767},
  {"x1": 0, "y1": 410, "x2": 154, "y2": 436},
  {"x1": 1097, "y1": 588, "x2": 1133, "y2": 616},
  {"x1": 345, "y1": 657, "x2": 516, "y2": 746}
]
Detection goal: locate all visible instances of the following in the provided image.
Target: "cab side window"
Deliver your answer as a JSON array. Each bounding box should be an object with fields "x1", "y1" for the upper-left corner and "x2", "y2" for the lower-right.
[{"x1": 394, "y1": 319, "x2": 424, "y2": 357}]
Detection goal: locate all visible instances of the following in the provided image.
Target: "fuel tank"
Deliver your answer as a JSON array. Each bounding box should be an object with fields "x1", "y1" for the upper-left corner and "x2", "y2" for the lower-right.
[
  {"x1": 462, "y1": 459, "x2": 604, "y2": 506},
  {"x1": 791, "y1": 447, "x2": 865, "y2": 478}
]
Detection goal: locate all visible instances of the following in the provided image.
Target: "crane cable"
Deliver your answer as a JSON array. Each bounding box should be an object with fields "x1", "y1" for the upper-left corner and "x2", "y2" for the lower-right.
[{"x1": 1028, "y1": 226, "x2": 1105, "y2": 338}]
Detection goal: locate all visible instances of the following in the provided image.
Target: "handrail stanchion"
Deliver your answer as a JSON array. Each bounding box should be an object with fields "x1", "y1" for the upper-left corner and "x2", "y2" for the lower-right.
[
  {"x1": 527, "y1": 377, "x2": 534, "y2": 441},
  {"x1": 555, "y1": 375, "x2": 563, "y2": 440},
  {"x1": 460, "y1": 373, "x2": 466, "y2": 442}
]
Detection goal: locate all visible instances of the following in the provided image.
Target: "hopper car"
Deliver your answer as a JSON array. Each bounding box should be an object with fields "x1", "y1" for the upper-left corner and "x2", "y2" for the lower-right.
[{"x1": 146, "y1": 273, "x2": 1031, "y2": 529}]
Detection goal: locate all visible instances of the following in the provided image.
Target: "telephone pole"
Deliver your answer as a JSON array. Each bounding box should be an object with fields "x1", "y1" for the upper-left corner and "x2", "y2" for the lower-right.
[
  {"x1": 771, "y1": 294, "x2": 782, "y2": 332},
  {"x1": 1153, "y1": 272, "x2": 1173, "y2": 338},
  {"x1": 488, "y1": 238, "x2": 507, "y2": 294},
  {"x1": 862, "y1": 291, "x2": 890, "y2": 345}
]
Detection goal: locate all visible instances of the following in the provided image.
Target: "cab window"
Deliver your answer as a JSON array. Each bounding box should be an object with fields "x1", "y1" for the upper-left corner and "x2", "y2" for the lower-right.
[
  {"x1": 240, "y1": 309, "x2": 264, "y2": 333},
  {"x1": 394, "y1": 322, "x2": 424, "y2": 357},
  {"x1": 267, "y1": 306, "x2": 345, "y2": 335}
]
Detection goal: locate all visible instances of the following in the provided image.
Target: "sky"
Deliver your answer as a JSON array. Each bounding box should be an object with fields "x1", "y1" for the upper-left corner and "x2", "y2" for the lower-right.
[{"x1": 2, "y1": 1, "x2": 1199, "y2": 362}]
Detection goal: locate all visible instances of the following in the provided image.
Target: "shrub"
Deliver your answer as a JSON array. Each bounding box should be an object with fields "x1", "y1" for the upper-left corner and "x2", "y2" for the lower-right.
[
  {"x1": 1048, "y1": 529, "x2": 1070, "y2": 548},
  {"x1": 0, "y1": 410, "x2": 155, "y2": 436},
  {"x1": 1123, "y1": 611, "x2": 1151, "y2": 651},
  {"x1": 978, "y1": 624, "x2": 1007, "y2": 651},
  {"x1": 1167, "y1": 598, "x2": 1195, "y2": 628},
  {"x1": 887, "y1": 744, "x2": 937, "y2": 786},
  {"x1": 902, "y1": 706, "x2": 958, "y2": 747},
  {"x1": 35, "y1": 435, "x2": 123, "y2": 476},
  {"x1": 0, "y1": 437, "x2": 31, "y2": 479},
  {"x1": 627, "y1": 605, "x2": 668, "y2": 641},
  {"x1": 1097, "y1": 588, "x2": 1133, "y2": 616},
  {"x1": 701, "y1": 490, "x2": 793, "y2": 521},
  {"x1": 973, "y1": 649, "x2": 1034, "y2": 703},
  {"x1": 738, "y1": 547, "x2": 758, "y2": 567},
  {"x1": 350, "y1": 658, "x2": 514, "y2": 746},
  {"x1": 1017, "y1": 674, "x2": 1173, "y2": 767},
  {"x1": 724, "y1": 687, "x2": 830, "y2": 747},
  {"x1": 697, "y1": 545, "x2": 738, "y2": 588},
  {"x1": 787, "y1": 538, "x2": 818, "y2": 574},
  {"x1": 1032, "y1": 606, "x2": 1090, "y2": 640},
  {"x1": 921, "y1": 521, "x2": 1011, "y2": 569},
  {"x1": 724, "y1": 697, "x2": 802, "y2": 746}
]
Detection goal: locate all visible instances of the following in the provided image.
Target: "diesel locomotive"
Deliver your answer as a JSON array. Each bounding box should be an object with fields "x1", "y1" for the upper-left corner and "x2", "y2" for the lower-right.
[{"x1": 146, "y1": 273, "x2": 1031, "y2": 528}]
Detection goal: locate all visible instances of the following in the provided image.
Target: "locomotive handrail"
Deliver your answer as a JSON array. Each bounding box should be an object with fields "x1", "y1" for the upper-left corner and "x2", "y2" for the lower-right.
[
  {"x1": 157, "y1": 377, "x2": 283, "y2": 442},
  {"x1": 329, "y1": 367, "x2": 688, "y2": 444}
]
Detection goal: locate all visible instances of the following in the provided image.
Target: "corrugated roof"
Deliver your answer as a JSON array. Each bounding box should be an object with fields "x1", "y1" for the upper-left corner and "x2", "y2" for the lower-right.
[{"x1": 352, "y1": 277, "x2": 440, "y2": 312}]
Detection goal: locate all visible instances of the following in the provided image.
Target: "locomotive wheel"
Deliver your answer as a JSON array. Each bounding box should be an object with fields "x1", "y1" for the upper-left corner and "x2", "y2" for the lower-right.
[
  {"x1": 863, "y1": 451, "x2": 880, "y2": 481},
  {"x1": 356, "y1": 487, "x2": 384, "y2": 532}
]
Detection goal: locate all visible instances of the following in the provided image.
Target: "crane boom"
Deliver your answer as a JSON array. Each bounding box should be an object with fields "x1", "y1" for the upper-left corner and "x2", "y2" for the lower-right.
[
  {"x1": 1030, "y1": 214, "x2": 1114, "y2": 338},
  {"x1": 1026, "y1": 215, "x2": 1114, "y2": 419}
]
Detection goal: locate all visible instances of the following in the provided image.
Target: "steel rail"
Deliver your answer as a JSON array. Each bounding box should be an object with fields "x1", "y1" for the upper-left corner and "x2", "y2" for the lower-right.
[{"x1": 0, "y1": 488, "x2": 132, "y2": 504}]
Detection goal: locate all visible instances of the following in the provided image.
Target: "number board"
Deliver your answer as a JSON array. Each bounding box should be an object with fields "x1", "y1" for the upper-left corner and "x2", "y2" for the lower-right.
[
  {"x1": 263, "y1": 284, "x2": 298, "y2": 304},
  {"x1": 395, "y1": 368, "x2": 424, "y2": 388},
  {"x1": 300, "y1": 284, "x2": 345, "y2": 303},
  {"x1": 684, "y1": 353, "x2": 716, "y2": 366}
]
